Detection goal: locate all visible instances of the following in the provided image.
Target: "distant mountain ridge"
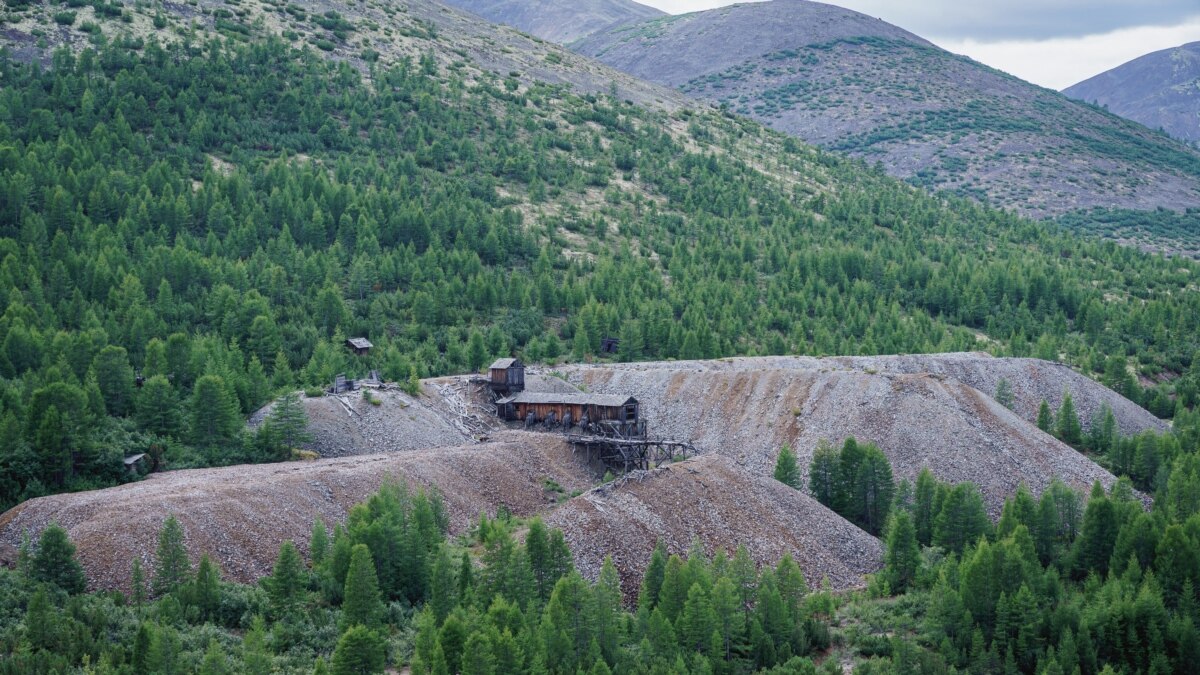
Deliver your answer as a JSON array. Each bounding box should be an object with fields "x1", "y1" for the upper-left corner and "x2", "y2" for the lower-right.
[
  {"x1": 444, "y1": 0, "x2": 665, "y2": 43},
  {"x1": 574, "y1": 0, "x2": 1200, "y2": 220},
  {"x1": 1064, "y1": 42, "x2": 1200, "y2": 148}
]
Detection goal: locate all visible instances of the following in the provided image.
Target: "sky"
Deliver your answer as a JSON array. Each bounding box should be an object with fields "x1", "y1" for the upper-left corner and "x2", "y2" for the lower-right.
[{"x1": 637, "y1": 0, "x2": 1200, "y2": 89}]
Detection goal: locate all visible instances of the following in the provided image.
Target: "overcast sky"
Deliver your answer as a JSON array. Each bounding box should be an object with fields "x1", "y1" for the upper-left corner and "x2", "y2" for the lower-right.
[{"x1": 637, "y1": 0, "x2": 1200, "y2": 89}]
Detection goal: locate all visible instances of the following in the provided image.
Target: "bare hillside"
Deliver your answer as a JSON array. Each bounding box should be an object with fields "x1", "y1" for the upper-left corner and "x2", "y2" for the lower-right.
[
  {"x1": 554, "y1": 354, "x2": 1156, "y2": 512},
  {"x1": 546, "y1": 454, "x2": 883, "y2": 596},
  {"x1": 0, "y1": 432, "x2": 593, "y2": 591}
]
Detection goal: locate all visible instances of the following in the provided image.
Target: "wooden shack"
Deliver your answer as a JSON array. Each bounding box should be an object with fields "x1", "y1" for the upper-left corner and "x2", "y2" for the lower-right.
[
  {"x1": 488, "y1": 358, "x2": 525, "y2": 395},
  {"x1": 346, "y1": 337, "x2": 373, "y2": 356},
  {"x1": 496, "y1": 392, "x2": 639, "y2": 428}
]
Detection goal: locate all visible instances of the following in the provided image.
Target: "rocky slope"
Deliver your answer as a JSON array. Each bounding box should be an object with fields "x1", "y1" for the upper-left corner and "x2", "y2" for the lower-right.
[
  {"x1": 0, "y1": 0, "x2": 686, "y2": 111},
  {"x1": 555, "y1": 354, "x2": 1162, "y2": 512},
  {"x1": 573, "y1": 0, "x2": 1200, "y2": 219},
  {"x1": 1065, "y1": 42, "x2": 1200, "y2": 148},
  {"x1": 0, "y1": 431, "x2": 594, "y2": 591},
  {"x1": 546, "y1": 454, "x2": 883, "y2": 597},
  {"x1": 443, "y1": 0, "x2": 664, "y2": 43}
]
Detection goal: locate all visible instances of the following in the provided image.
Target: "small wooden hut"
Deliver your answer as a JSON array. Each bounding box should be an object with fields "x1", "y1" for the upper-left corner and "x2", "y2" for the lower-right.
[
  {"x1": 488, "y1": 358, "x2": 525, "y2": 395},
  {"x1": 345, "y1": 337, "x2": 373, "y2": 356}
]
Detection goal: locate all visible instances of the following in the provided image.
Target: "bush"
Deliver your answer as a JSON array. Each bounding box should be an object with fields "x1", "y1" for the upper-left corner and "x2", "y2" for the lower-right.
[
  {"x1": 303, "y1": 388, "x2": 325, "y2": 398},
  {"x1": 53, "y1": 11, "x2": 77, "y2": 25}
]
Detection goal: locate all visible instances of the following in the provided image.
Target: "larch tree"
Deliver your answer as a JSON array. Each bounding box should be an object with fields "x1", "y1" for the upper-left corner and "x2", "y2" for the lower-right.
[
  {"x1": 153, "y1": 515, "x2": 192, "y2": 597},
  {"x1": 772, "y1": 444, "x2": 801, "y2": 490},
  {"x1": 341, "y1": 544, "x2": 384, "y2": 631}
]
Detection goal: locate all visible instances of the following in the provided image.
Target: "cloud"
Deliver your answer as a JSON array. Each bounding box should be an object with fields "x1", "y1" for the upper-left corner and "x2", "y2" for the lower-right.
[
  {"x1": 638, "y1": 0, "x2": 1200, "y2": 41},
  {"x1": 932, "y1": 15, "x2": 1200, "y2": 89}
]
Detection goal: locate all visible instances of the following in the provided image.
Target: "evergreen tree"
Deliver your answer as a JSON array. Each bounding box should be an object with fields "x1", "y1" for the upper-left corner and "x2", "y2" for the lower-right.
[
  {"x1": 30, "y1": 522, "x2": 86, "y2": 594},
  {"x1": 994, "y1": 378, "x2": 1015, "y2": 409},
  {"x1": 199, "y1": 639, "x2": 228, "y2": 675},
  {"x1": 135, "y1": 375, "x2": 182, "y2": 439},
  {"x1": 1037, "y1": 400, "x2": 1054, "y2": 434},
  {"x1": 311, "y1": 519, "x2": 330, "y2": 568},
  {"x1": 341, "y1": 544, "x2": 384, "y2": 631},
  {"x1": 884, "y1": 511, "x2": 921, "y2": 593},
  {"x1": 187, "y1": 554, "x2": 222, "y2": 622},
  {"x1": 1072, "y1": 484, "x2": 1118, "y2": 577},
  {"x1": 639, "y1": 541, "x2": 668, "y2": 612},
  {"x1": 933, "y1": 484, "x2": 991, "y2": 554},
  {"x1": 913, "y1": 468, "x2": 938, "y2": 547},
  {"x1": 331, "y1": 625, "x2": 387, "y2": 675},
  {"x1": 773, "y1": 444, "x2": 801, "y2": 489},
  {"x1": 189, "y1": 374, "x2": 242, "y2": 450},
  {"x1": 1056, "y1": 391, "x2": 1083, "y2": 446},
  {"x1": 267, "y1": 391, "x2": 312, "y2": 454},
  {"x1": 269, "y1": 541, "x2": 307, "y2": 618},
  {"x1": 153, "y1": 515, "x2": 191, "y2": 597},
  {"x1": 92, "y1": 344, "x2": 136, "y2": 417},
  {"x1": 808, "y1": 439, "x2": 839, "y2": 508},
  {"x1": 24, "y1": 585, "x2": 56, "y2": 651}
]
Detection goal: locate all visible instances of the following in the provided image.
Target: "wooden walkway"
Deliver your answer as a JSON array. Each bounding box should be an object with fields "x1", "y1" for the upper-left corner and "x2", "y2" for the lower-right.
[{"x1": 566, "y1": 434, "x2": 696, "y2": 473}]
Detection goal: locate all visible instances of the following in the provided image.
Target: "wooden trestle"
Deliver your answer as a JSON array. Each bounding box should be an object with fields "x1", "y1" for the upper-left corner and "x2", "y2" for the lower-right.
[{"x1": 566, "y1": 434, "x2": 696, "y2": 473}]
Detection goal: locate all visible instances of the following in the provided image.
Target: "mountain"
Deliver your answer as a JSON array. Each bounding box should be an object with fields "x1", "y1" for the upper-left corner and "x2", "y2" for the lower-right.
[
  {"x1": 574, "y1": 0, "x2": 1200, "y2": 221},
  {"x1": 1064, "y1": 42, "x2": 1200, "y2": 148},
  {"x1": 0, "y1": 0, "x2": 1195, "y2": 513},
  {"x1": 443, "y1": 0, "x2": 666, "y2": 43}
]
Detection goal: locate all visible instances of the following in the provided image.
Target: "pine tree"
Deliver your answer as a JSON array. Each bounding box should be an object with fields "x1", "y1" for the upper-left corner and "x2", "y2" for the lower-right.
[
  {"x1": 131, "y1": 557, "x2": 146, "y2": 606},
  {"x1": 808, "y1": 439, "x2": 839, "y2": 508},
  {"x1": 188, "y1": 554, "x2": 221, "y2": 622},
  {"x1": 30, "y1": 522, "x2": 86, "y2": 594},
  {"x1": 639, "y1": 541, "x2": 668, "y2": 612},
  {"x1": 269, "y1": 541, "x2": 306, "y2": 618},
  {"x1": 199, "y1": 639, "x2": 228, "y2": 675},
  {"x1": 153, "y1": 515, "x2": 191, "y2": 596},
  {"x1": 267, "y1": 391, "x2": 312, "y2": 454},
  {"x1": 772, "y1": 444, "x2": 801, "y2": 489},
  {"x1": 1056, "y1": 391, "x2": 1082, "y2": 446},
  {"x1": 933, "y1": 484, "x2": 991, "y2": 554},
  {"x1": 24, "y1": 585, "x2": 56, "y2": 651},
  {"x1": 331, "y1": 625, "x2": 387, "y2": 675},
  {"x1": 92, "y1": 344, "x2": 136, "y2": 417},
  {"x1": 135, "y1": 375, "x2": 182, "y2": 438},
  {"x1": 883, "y1": 511, "x2": 920, "y2": 593},
  {"x1": 913, "y1": 468, "x2": 938, "y2": 547},
  {"x1": 311, "y1": 519, "x2": 330, "y2": 568},
  {"x1": 1036, "y1": 400, "x2": 1054, "y2": 434},
  {"x1": 341, "y1": 544, "x2": 384, "y2": 631},
  {"x1": 994, "y1": 378, "x2": 1015, "y2": 409},
  {"x1": 188, "y1": 374, "x2": 242, "y2": 450}
]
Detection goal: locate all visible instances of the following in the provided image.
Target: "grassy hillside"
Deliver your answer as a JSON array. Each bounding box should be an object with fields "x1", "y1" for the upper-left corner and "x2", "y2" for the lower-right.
[
  {"x1": 573, "y1": 1, "x2": 1200, "y2": 226},
  {"x1": 0, "y1": 0, "x2": 1197, "y2": 506}
]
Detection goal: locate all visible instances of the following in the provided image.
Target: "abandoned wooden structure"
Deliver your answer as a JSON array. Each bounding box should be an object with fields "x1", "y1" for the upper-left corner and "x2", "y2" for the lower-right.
[
  {"x1": 345, "y1": 337, "x2": 373, "y2": 356},
  {"x1": 495, "y1": 392, "x2": 638, "y2": 430},
  {"x1": 329, "y1": 373, "x2": 357, "y2": 394},
  {"x1": 488, "y1": 358, "x2": 525, "y2": 396},
  {"x1": 600, "y1": 337, "x2": 620, "y2": 354},
  {"x1": 567, "y1": 433, "x2": 696, "y2": 473}
]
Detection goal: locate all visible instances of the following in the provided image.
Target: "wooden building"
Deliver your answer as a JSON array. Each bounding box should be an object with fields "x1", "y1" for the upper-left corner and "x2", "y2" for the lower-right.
[
  {"x1": 496, "y1": 391, "x2": 639, "y2": 431},
  {"x1": 488, "y1": 358, "x2": 525, "y2": 395},
  {"x1": 346, "y1": 337, "x2": 373, "y2": 356}
]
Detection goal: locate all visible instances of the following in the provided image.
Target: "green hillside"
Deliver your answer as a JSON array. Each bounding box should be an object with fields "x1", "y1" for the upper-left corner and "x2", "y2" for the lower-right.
[{"x1": 0, "y1": 7, "x2": 1198, "y2": 508}]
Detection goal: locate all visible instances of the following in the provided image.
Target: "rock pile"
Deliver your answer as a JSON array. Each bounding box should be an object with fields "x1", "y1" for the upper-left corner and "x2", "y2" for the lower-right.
[{"x1": 546, "y1": 454, "x2": 884, "y2": 597}]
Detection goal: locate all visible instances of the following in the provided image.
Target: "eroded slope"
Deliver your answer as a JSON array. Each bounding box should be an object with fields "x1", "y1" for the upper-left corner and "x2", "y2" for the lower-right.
[
  {"x1": 555, "y1": 355, "x2": 1156, "y2": 512},
  {"x1": 0, "y1": 432, "x2": 593, "y2": 591},
  {"x1": 546, "y1": 454, "x2": 883, "y2": 596}
]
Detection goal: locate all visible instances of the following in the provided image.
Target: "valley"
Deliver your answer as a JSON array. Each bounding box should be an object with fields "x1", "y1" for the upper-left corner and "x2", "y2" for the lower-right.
[{"x1": 0, "y1": 0, "x2": 1197, "y2": 673}]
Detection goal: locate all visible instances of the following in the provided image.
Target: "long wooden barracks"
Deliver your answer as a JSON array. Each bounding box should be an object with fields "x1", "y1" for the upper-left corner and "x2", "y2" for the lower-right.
[{"x1": 495, "y1": 391, "x2": 640, "y2": 428}]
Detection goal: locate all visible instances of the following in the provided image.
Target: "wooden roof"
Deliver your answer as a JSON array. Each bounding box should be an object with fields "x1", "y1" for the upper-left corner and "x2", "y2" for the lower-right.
[
  {"x1": 346, "y1": 337, "x2": 373, "y2": 349},
  {"x1": 489, "y1": 357, "x2": 521, "y2": 370},
  {"x1": 495, "y1": 392, "x2": 635, "y2": 407}
]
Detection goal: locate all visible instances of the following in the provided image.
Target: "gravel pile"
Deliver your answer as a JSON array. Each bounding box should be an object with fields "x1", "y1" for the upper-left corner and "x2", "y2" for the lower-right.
[
  {"x1": 552, "y1": 354, "x2": 1148, "y2": 514},
  {"x1": 0, "y1": 431, "x2": 592, "y2": 592},
  {"x1": 545, "y1": 454, "x2": 883, "y2": 598}
]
